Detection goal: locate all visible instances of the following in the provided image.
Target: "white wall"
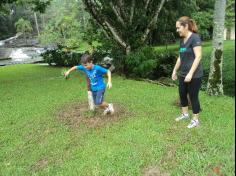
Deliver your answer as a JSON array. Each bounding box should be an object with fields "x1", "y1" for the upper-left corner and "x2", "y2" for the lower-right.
[{"x1": 224, "y1": 25, "x2": 235, "y2": 40}]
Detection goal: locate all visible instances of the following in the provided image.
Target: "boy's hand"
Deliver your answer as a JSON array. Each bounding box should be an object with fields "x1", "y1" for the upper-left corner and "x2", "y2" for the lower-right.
[
  {"x1": 64, "y1": 71, "x2": 70, "y2": 79},
  {"x1": 107, "y1": 82, "x2": 112, "y2": 89}
]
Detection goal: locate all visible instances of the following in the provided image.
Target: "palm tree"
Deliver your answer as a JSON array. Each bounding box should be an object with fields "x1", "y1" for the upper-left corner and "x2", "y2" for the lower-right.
[{"x1": 206, "y1": 0, "x2": 226, "y2": 96}]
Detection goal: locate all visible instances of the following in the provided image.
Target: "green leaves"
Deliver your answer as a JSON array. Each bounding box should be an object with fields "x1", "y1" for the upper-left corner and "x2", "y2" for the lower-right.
[
  {"x1": 14, "y1": 18, "x2": 33, "y2": 34},
  {"x1": 225, "y1": 0, "x2": 235, "y2": 28},
  {"x1": 39, "y1": 0, "x2": 88, "y2": 49}
]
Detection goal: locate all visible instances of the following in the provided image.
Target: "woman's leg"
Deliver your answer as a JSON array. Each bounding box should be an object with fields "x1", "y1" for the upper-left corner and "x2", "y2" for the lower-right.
[
  {"x1": 187, "y1": 78, "x2": 202, "y2": 128},
  {"x1": 175, "y1": 77, "x2": 190, "y2": 121},
  {"x1": 179, "y1": 77, "x2": 189, "y2": 114},
  {"x1": 188, "y1": 78, "x2": 202, "y2": 117}
]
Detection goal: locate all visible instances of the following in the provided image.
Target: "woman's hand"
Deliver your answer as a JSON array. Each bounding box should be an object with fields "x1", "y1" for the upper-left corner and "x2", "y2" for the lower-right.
[
  {"x1": 184, "y1": 73, "x2": 193, "y2": 82},
  {"x1": 171, "y1": 71, "x2": 178, "y2": 81}
]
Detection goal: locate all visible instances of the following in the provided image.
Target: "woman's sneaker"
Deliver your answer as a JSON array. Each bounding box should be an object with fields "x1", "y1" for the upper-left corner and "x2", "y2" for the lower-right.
[
  {"x1": 175, "y1": 113, "x2": 189, "y2": 121},
  {"x1": 187, "y1": 119, "x2": 199, "y2": 128},
  {"x1": 108, "y1": 103, "x2": 114, "y2": 114}
]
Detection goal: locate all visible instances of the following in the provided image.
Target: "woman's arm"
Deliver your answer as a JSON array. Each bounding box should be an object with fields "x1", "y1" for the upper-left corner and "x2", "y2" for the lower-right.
[
  {"x1": 184, "y1": 46, "x2": 202, "y2": 82},
  {"x1": 172, "y1": 56, "x2": 181, "y2": 80}
]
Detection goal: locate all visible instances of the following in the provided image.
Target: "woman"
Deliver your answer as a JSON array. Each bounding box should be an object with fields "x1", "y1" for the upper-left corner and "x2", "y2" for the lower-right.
[{"x1": 172, "y1": 16, "x2": 203, "y2": 128}]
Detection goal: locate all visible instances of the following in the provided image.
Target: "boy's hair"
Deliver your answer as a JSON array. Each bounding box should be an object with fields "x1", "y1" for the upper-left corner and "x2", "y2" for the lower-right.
[{"x1": 81, "y1": 54, "x2": 93, "y2": 64}]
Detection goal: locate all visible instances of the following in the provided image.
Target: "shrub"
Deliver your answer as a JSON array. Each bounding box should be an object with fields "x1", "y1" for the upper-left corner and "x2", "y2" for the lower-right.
[
  {"x1": 41, "y1": 46, "x2": 84, "y2": 66},
  {"x1": 124, "y1": 46, "x2": 157, "y2": 78},
  {"x1": 124, "y1": 46, "x2": 178, "y2": 79},
  {"x1": 151, "y1": 51, "x2": 178, "y2": 79}
]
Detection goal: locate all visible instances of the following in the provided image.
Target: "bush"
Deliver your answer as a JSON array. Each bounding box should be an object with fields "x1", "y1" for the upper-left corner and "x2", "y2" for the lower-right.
[
  {"x1": 92, "y1": 49, "x2": 110, "y2": 64},
  {"x1": 93, "y1": 38, "x2": 126, "y2": 73},
  {"x1": 42, "y1": 45, "x2": 115, "y2": 69},
  {"x1": 124, "y1": 46, "x2": 178, "y2": 79},
  {"x1": 41, "y1": 46, "x2": 84, "y2": 66},
  {"x1": 152, "y1": 51, "x2": 178, "y2": 79},
  {"x1": 124, "y1": 46, "x2": 157, "y2": 78}
]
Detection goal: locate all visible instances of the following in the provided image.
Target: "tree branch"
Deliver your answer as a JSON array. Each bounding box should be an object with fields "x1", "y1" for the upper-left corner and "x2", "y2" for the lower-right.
[
  {"x1": 144, "y1": 0, "x2": 151, "y2": 10},
  {"x1": 83, "y1": 0, "x2": 111, "y2": 37},
  {"x1": 83, "y1": 0, "x2": 129, "y2": 50},
  {"x1": 109, "y1": 1, "x2": 125, "y2": 26},
  {"x1": 104, "y1": 21, "x2": 127, "y2": 48},
  {"x1": 141, "y1": 0, "x2": 166, "y2": 42},
  {"x1": 117, "y1": 0, "x2": 129, "y2": 21},
  {"x1": 129, "y1": 0, "x2": 135, "y2": 24}
]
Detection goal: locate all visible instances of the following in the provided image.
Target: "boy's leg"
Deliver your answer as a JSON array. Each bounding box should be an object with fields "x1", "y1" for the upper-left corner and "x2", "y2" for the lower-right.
[
  {"x1": 92, "y1": 89, "x2": 108, "y2": 109},
  {"x1": 92, "y1": 89, "x2": 114, "y2": 114},
  {"x1": 98, "y1": 102, "x2": 109, "y2": 110},
  {"x1": 88, "y1": 91, "x2": 95, "y2": 110}
]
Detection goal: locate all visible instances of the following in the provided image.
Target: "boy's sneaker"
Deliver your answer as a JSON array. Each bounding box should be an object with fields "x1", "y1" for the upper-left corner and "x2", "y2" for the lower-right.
[
  {"x1": 187, "y1": 119, "x2": 199, "y2": 128},
  {"x1": 103, "y1": 107, "x2": 110, "y2": 115},
  {"x1": 175, "y1": 113, "x2": 189, "y2": 122},
  {"x1": 108, "y1": 103, "x2": 114, "y2": 114}
]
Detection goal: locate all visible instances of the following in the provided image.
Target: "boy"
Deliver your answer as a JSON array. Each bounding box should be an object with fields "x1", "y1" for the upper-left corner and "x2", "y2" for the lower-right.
[{"x1": 64, "y1": 54, "x2": 114, "y2": 115}]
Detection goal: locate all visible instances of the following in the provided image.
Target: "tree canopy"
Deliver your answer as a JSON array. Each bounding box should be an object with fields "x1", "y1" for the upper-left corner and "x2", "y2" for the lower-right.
[{"x1": 0, "y1": 0, "x2": 51, "y2": 13}]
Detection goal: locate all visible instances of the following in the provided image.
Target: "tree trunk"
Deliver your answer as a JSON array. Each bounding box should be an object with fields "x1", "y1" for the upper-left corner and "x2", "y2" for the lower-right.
[
  {"x1": 206, "y1": 0, "x2": 226, "y2": 96},
  {"x1": 42, "y1": 14, "x2": 45, "y2": 28},
  {"x1": 34, "y1": 12, "x2": 40, "y2": 36}
]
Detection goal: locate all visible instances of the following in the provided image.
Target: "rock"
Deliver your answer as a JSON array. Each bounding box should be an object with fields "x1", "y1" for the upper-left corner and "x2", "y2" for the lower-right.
[
  {"x1": 100, "y1": 56, "x2": 115, "y2": 72},
  {"x1": 0, "y1": 48, "x2": 12, "y2": 60}
]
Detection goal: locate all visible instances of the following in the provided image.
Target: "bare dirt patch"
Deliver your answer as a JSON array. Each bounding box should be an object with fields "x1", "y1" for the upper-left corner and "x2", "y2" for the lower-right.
[
  {"x1": 57, "y1": 102, "x2": 130, "y2": 128},
  {"x1": 30, "y1": 158, "x2": 49, "y2": 172},
  {"x1": 143, "y1": 166, "x2": 170, "y2": 176}
]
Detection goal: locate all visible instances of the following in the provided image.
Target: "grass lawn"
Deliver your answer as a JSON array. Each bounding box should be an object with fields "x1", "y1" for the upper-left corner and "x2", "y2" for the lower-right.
[{"x1": 0, "y1": 64, "x2": 234, "y2": 175}]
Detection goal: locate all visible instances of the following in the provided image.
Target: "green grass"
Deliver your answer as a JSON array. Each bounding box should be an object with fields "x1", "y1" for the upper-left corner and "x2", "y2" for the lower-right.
[
  {"x1": 155, "y1": 40, "x2": 235, "y2": 96},
  {"x1": 0, "y1": 64, "x2": 234, "y2": 175}
]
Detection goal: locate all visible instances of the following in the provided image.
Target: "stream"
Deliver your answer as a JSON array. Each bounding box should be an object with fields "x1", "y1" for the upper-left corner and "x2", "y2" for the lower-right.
[{"x1": 0, "y1": 35, "x2": 45, "y2": 66}]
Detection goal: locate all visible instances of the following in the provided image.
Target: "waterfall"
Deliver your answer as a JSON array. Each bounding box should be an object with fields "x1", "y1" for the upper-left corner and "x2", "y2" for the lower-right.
[
  {"x1": 0, "y1": 34, "x2": 45, "y2": 65},
  {"x1": 9, "y1": 48, "x2": 31, "y2": 61}
]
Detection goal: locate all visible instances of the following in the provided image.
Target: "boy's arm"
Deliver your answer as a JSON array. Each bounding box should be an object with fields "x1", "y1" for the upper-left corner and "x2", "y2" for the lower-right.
[
  {"x1": 106, "y1": 70, "x2": 112, "y2": 89},
  {"x1": 65, "y1": 66, "x2": 77, "y2": 77}
]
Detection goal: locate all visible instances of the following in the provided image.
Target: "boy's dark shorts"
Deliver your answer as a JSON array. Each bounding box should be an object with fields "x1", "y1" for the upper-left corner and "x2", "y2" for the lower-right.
[{"x1": 92, "y1": 89, "x2": 105, "y2": 105}]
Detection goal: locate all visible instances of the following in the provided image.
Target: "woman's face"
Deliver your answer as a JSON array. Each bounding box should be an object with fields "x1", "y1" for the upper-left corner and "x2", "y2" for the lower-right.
[{"x1": 176, "y1": 21, "x2": 188, "y2": 38}]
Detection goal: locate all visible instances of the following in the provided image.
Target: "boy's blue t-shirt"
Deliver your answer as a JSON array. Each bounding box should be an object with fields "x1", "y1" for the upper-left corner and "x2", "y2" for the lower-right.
[{"x1": 76, "y1": 64, "x2": 108, "y2": 91}]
